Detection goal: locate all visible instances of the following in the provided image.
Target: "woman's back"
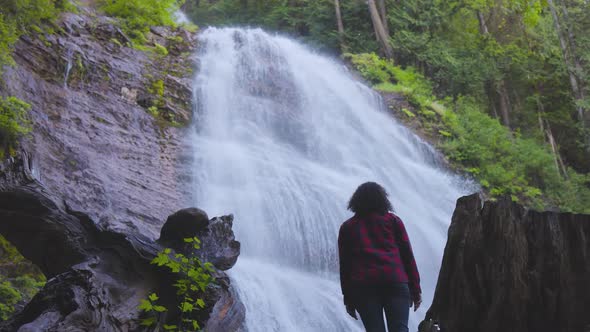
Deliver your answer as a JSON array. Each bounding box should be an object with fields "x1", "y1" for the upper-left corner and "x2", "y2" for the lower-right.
[
  {"x1": 339, "y1": 212, "x2": 411, "y2": 285},
  {"x1": 338, "y1": 182, "x2": 422, "y2": 332}
]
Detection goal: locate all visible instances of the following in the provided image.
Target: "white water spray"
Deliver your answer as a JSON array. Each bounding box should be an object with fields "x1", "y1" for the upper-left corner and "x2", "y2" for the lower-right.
[
  {"x1": 174, "y1": 10, "x2": 191, "y2": 25},
  {"x1": 63, "y1": 45, "x2": 73, "y2": 89},
  {"x1": 192, "y1": 28, "x2": 473, "y2": 331}
]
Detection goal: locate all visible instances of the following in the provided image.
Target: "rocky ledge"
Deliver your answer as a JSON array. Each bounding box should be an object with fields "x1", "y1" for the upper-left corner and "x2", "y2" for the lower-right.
[
  {"x1": 0, "y1": 153, "x2": 244, "y2": 331},
  {"x1": 422, "y1": 193, "x2": 590, "y2": 332}
]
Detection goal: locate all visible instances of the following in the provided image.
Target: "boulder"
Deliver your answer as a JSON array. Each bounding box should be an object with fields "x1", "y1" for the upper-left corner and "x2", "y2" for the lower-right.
[
  {"x1": 159, "y1": 207, "x2": 210, "y2": 248},
  {"x1": 0, "y1": 153, "x2": 245, "y2": 332},
  {"x1": 158, "y1": 209, "x2": 241, "y2": 272}
]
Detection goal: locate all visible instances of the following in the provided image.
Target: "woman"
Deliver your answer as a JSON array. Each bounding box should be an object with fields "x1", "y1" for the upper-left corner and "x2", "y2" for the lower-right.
[{"x1": 338, "y1": 182, "x2": 422, "y2": 332}]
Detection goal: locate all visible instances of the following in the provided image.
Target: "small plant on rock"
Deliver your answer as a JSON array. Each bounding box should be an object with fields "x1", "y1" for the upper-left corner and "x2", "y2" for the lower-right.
[
  {"x1": 0, "y1": 97, "x2": 31, "y2": 158},
  {"x1": 139, "y1": 236, "x2": 215, "y2": 331}
]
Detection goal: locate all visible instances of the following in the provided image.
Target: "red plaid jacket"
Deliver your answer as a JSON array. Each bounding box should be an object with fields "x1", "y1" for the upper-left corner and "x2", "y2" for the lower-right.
[{"x1": 338, "y1": 212, "x2": 421, "y2": 305}]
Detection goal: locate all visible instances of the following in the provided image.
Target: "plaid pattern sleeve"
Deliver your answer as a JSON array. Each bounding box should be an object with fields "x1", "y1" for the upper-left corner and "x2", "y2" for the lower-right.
[
  {"x1": 338, "y1": 224, "x2": 352, "y2": 306},
  {"x1": 392, "y1": 214, "x2": 422, "y2": 299}
]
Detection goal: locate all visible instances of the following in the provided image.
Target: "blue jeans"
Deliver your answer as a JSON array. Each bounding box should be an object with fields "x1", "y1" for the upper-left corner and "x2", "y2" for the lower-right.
[{"x1": 353, "y1": 283, "x2": 410, "y2": 332}]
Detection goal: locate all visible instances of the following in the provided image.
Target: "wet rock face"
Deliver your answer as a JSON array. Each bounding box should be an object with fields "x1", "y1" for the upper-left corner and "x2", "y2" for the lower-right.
[
  {"x1": 0, "y1": 154, "x2": 244, "y2": 331},
  {"x1": 0, "y1": 6, "x2": 246, "y2": 331},
  {"x1": 2, "y1": 9, "x2": 197, "y2": 238},
  {"x1": 425, "y1": 193, "x2": 590, "y2": 332}
]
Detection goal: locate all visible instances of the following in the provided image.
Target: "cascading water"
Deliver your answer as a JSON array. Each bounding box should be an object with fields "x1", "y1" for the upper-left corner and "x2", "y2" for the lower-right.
[
  {"x1": 63, "y1": 44, "x2": 74, "y2": 89},
  {"x1": 191, "y1": 28, "x2": 473, "y2": 331}
]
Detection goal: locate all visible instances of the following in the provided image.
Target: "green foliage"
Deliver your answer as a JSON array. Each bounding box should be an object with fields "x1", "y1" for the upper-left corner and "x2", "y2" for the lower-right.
[
  {"x1": 346, "y1": 53, "x2": 436, "y2": 112},
  {"x1": 401, "y1": 108, "x2": 415, "y2": 118},
  {"x1": 0, "y1": 280, "x2": 21, "y2": 320},
  {"x1": 344, "y1": 53, "x2": 391, "y2": 83},
  {"x1": 0, "y1": 235, "x2": 46, "y2": 321},
  {"x1": 154, "y1": 42, "x2": 169, "y2": 56},
  {"x1": 0, "y1": 97, "x2": 31, "y2": 157},
  {"x1": 149, "y1": 79, "x2": 165, "y2": 98},
  {"x1": 0, "y1": 275, "x2": 45, "y2": 321},
  {"x1": 99, "y1": 0, "x2": 180, "y2": 49},
  {"x1": 349, "y1": 52, "x2": 590, "y2": 212},
  {"x1": 0, "y1": 14, "x2": 17, "y2": 69},
  {"x1": 139, "y1": 237, "x2": 214, "y2": 332},
  {"x1": 186, "y1": 0, "x2": 590, "y2": 178},
  {"x1": 145, "y1": 78, "x2": 166, "y2": 118},
  {"x1": 0, "y1": 0, "x2": 72, "y2": 73},
  {"x1": 441, "y1": 97, "x2": 590, "y2": 213},
  {"x1": 185, "y1": 0, "x2": 377, "y2": 53}
]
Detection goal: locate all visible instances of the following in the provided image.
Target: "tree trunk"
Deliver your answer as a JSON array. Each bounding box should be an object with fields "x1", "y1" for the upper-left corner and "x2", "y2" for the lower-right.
[
  {"x1": 546, "y1": 122, "x2": 569, "y2": 179},
  {"x1": 334, "y1": 0, "x2": 346, "y2": 51},
  {"x1": 477, "y1": 11, "x2": 489, "y2": 35},
  {"x1": 423, "y1": 194, "x2": 590, "y2": 332},
  {"x1": 547, "y1": 0, "x2": 585, "y2": 124},
  {"x1": 477, "y1": 10, "x2": 511, "y2": 128},
  {"x1": 558, "y1": 0, "x2": 588, "y2": 136},
  {"x1": 367, "y1": 0, "x2": 394, "y2": 58},
  {"x1": 497, "y1": 82, "x2": 512, "y2": 128},
  {"x1": 377, "y1": 0, "x2": 390, "y2": 36},
  {"x1": 536, "y1": 95, "x2": 567, "y2": 178},
  {"x1": 559, "y1": 0, "x2": 585, "y2": 83}
]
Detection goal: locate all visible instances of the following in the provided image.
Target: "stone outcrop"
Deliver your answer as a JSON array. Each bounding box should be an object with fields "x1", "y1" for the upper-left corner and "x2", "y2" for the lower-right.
[
  {"x1": 423, "y1": 193, "x2": 590, "y2": 332},
  {"x1": 1, "y1": 7, "x2": 197, "y2": 238},
  {"x1": 0, "y1": 5, "x2": 246, "y2": 331},
  {"x1": 0, "y1": 153, "x2": 244, "y2": 331},
  {"x1": 158, "y1": 209, "x2": 241, "y2": 271}
]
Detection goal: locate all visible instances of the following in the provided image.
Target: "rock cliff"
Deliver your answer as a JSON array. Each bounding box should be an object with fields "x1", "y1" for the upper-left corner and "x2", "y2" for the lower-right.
[
  {"x1": 0, "y1": 153, "x2": 243, "y2": 331},
  {"x1": 424, "y1": 193, "x2": 590, "y2": 332},
  {"x1": 2, "y1": 6, "x2": 195, "y2": 237},
  {"x1": 0, "y1": 5, "x2": 245, "y2": 331}
]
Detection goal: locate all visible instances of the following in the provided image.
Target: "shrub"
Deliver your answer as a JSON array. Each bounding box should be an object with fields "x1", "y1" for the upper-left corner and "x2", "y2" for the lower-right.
[
  {"x1": 0, "y1": 281, "x2": 21, "y2": 321},
  {"x1": 0, "y1": 0, "x2": 71, "y2": 73},
  {"x1": 0, "y1": 14, "x2": 18, "y2": 69},
  {"x1": 99, "y1": 0, "x2": 180, "y2": 48},
  {"x1": 0, "y1": 97, "x2": 32, "y2": 157},
  {"x1": 348, "y1": 52, "x2": 590, "y2": 213},
  {"x1": 139, "y1": 237, "x2": 214, "y2": 331},
  {"x1": 154, "y1": 43, "x2": 168, "y2": 56},
  {"x1": 0, "y1": 235, "x2": 46, "y2": 322},
  {"x1": 344, "y1": 53, "x2": 391, "y2": 83}
]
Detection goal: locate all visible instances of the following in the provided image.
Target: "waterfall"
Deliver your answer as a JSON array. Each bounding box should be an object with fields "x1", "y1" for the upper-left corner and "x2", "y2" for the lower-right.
[
  {"x1": 63, "y1": 45, "x2": 74, "y2": 89},
  {"x1": 191, "y1": 27, "x2": 473, "y2": 331},
  {"x1": 174, "y1": 10, "x2": 191, "y2": 25}
]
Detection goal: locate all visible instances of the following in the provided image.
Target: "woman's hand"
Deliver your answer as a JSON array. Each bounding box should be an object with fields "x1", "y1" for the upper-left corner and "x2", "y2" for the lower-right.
[
  {"x1": 346, "y1": 305, "x2": 358, "y2": 320},
  {"x1": 411, "y1": 293, "x2": 422, "y2": 312}
]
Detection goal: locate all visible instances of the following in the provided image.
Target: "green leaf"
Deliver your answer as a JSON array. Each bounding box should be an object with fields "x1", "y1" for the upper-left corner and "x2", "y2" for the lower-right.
[
  {"x1": 140, "y1": 317, "x2": 156, "y2": 327},
  {"x1": 148, "y1": 293, "x2": 159, "y2": 302},
  {"x1": 204, "y1": 262, "x2": 215, "y2": 272},
  {"x1": 138, "y1": 299, "x2": 153, "y2": 312},
  {"x1": 167, "y1": 260, "x2": 181, "y2": 273},
  {"x1": 181, "y1": 301, "x2": 194, "y2": 313},
  {"x1": 196, "y1": 298, "x2": 205, "y2": 308},
  {"x1": 153, "y1": 305, "x2": 167, "y2": 312},
  {"x1": 163, "y1": 324, "x2": 178, "y2": 330},
  {"x1": 151, "y1": 252, "x2": 170, "y2": 266}
]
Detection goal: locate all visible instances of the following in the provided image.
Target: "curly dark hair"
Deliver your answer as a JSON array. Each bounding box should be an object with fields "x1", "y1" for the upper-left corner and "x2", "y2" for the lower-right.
[{"x1": 348, "y1": 182, "x2": 393, "y2": 216}]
